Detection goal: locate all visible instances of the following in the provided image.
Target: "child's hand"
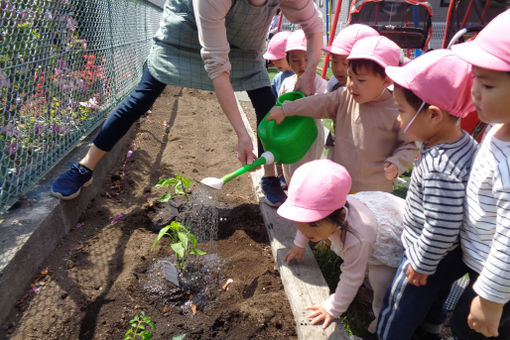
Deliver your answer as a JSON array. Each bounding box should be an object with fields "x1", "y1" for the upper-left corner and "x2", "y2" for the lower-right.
[
  {"x1": 405, "y1": 264, "x2": 428, "y2": 286},
  {"x1": 306, "y1": 304, "x2": 334, "y2": 329},
  {"x1": 468, "y1": 295, "x2": 503, "y2": 337},
  {"x1": 284, "y1": 245, "x2": 305, "y2": 264},
  {"x1": 266, "y1": 106, "x2": 285, "y2": 124},
  {"x1": 384, "y1": 162, "x2": 398, "y2": 180}
]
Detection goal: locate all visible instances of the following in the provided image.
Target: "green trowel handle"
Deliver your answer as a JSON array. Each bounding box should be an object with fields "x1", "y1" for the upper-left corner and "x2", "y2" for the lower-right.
[{"x1": 221, "y1": 156, "x2": 268, "y2": 184}]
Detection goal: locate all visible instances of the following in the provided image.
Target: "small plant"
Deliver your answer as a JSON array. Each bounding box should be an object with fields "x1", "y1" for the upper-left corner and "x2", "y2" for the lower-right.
[
  {"x1": 124, "y1": 311, "x2": 156, "y2": 340},
  {"x1": 172, "y1": 335, "x2": 186, "y2": 340},
  {"x1": 152, "y1": 221, "x2": 206, "y2": 268},
  {"x1": 154, "y1": 174, "x2": 191, "y2": 202}
]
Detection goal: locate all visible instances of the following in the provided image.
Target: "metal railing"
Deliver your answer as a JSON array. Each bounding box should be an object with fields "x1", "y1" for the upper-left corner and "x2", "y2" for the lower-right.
[{"x1": 0, "y1": 0, "x2": 162, "y2": 214}]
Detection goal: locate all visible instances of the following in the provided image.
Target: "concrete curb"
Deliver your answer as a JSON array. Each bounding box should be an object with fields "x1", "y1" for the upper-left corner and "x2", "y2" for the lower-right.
[{"x1": 0, "y1": 125, "x2": 135, "y2": 324}]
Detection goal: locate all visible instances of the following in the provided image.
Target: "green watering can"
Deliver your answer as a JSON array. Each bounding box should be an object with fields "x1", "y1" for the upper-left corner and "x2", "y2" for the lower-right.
[{"x1": 201, "y1": 91, "x2": 318, "y2": 189}]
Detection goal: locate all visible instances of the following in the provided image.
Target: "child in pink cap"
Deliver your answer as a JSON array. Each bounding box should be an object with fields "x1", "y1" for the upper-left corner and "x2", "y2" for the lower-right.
[
  {"x1": 322, "y1": 24, "x2": 379, "y2": 158},
  {"x1": 323, "y1": 24, "x2": 379, "y2": 92},
  {"x1": 274, "y1": 29, "x2": 327, "y2": 189},
  {"x1": 376, "y1": 49, "x2": 479, "y2": 340},
  {"x1": 267, "y1": 36, "x2": 419, "y2": 193},
  {"x1": 450, "y1": 9, "x2": 510, "y2": 340},
  {"x1": 278, "y1": 159, "x2": 406, "y2": 332},
  {"x1": 263, "y1": 31, "x2": 294, "y2": 97}
]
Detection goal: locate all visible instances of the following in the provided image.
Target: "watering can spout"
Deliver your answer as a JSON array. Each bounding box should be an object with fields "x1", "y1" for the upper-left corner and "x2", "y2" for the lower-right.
[{"x1": 200, "y1": 152, "x2": 274, "y2": 190}]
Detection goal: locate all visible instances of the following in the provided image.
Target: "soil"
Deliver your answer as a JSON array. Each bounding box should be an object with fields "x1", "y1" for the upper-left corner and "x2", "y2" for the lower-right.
[{"x1": 0, "y1": 86, "x2": 297, "y2": 339}]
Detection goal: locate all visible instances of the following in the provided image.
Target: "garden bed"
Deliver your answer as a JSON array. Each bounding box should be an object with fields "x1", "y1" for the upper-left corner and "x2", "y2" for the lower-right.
[{"x1": 0, "y1": 86, "x2": 296, "y2": 339}]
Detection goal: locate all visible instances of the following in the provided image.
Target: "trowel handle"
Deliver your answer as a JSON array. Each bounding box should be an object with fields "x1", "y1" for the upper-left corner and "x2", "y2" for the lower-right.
[{"x1": 221, "y1": 152, "x2": 275, "y2": 184}]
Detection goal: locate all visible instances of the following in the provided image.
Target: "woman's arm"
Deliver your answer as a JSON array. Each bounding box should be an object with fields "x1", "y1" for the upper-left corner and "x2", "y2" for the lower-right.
[
  {"x1": 193, "y1": 0, "x2": 255, "y2": 164},
  {"x1": 212, "y1": 73, "x2": 256, "y2": 165}
]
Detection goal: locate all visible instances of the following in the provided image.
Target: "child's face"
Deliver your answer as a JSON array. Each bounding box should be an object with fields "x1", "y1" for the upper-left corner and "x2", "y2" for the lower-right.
[
  {"x1": 274, "y1": 58, "x2": 291, "y2": 72},
  {"x1": 471, "y1": 66, "x2": 510, "y2": 124},
  {"x1": 331, "y1": 54, "x2": 348, "y2": 85},
  {"x1": 288, "y1": 50, "x2": 307, "y2": 77},
  {"x1": 393, "y1": 86, "x2": 428, "y2": 141},
  {"x1": 346, "y1": 65, "x2": 389, "y2": 104},
  {"x1": 294, "y1": 219, "x2": 336, "y2": 242}
]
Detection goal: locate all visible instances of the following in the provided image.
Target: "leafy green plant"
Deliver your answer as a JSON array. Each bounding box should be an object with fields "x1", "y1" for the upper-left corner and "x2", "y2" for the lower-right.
[
  {"x1": 154, "y1": 174, "x2": 191, "y2": 202},
  {"x1": 151, "y1": 221, "x2": 206, "y2": 268},
  {"x1": 124, "y1": 311, "x2": 156, "y2": 340}
]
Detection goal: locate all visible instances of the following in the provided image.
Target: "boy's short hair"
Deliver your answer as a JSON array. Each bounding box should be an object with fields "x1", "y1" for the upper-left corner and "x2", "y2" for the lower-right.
[
  {"x1": 394, "y1": 83, "x2": 458, "y2": 121},
  {"x1": 348, "y1": 59, "x2": 386, "y2": 79}
]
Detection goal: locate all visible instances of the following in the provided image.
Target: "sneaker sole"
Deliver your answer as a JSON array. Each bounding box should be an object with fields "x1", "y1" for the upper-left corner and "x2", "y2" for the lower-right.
[
  {"x1": 262, "y1": 196, "x2": 283, "y2": 208},
  {"x1": 51, "y1": 177, "x2": 93, "y2": 200}
]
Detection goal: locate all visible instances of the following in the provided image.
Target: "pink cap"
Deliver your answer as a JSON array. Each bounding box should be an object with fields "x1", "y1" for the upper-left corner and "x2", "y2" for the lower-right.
[
  {"x1": 452, "y1": 9, "x2": 510, "y2": 71},
  {"x1": 263, "y1": 31, "x2": 292, "y2": 60},
  {"x1": 347, "y1": 36, "x2": 401, "y2": 68},
  {"x1": 277, "y1": 160, "x2": 352, "y2": 223},
  {"x1": 385, "y1": 49, "x2": 475, "y2": 118},
  {"x1": 286, "y1": 29, "x2": 307, "y2": 52},
  {"x1": 322, "y1": 24, "x2": 379, "y2": 55}
]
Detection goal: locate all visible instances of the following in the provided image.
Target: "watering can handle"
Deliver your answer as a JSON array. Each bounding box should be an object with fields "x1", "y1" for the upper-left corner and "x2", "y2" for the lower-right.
[{"x1": 221, "y1": 152, "x2": 275, "y2": 183}]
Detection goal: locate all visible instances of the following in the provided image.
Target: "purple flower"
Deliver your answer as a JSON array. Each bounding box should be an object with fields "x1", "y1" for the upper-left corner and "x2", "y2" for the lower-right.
[
  {"x1": 65, "y1": 15, "x2": 78, "y2": 31},
  {"x1": 126, "y1": 150, "x2": 133, "y2": 159},
  {"x1": 5, "y1": 141, "x2": 18, "y2": 155},
  {"x1": 44, "y1": 10, "x2": 53, "y2": 21},
  {"x1": 52, "y1": 122, "x2": 65, "y2": 134},
  {"x1": 0, "y1": 70, "x2": 10, "y2": 89}
]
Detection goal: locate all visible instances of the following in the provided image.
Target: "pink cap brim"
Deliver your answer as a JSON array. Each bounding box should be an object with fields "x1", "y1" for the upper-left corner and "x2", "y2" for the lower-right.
[
  {"x1": 322, "y1": 46, "x2": 349, "y2": 56},
  {"x1": 385, "y1": 66, "x2": 412, "y2": 91},
  {"x1": 348, "y1": 54, "x2": 388, "y2": 68},
  {"x1": 277, "y1": 201, "x2": 332, "y2": 223},
  {"x1": 263, "y1": 51, "x2": 284, "y2": 61},
  {"x1": 452, "y1": 40, "x2": 510, "y2": 72}
]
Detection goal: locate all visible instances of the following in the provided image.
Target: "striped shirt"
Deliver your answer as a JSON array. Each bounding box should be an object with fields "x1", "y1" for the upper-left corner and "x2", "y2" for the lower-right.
[
  {"x1": 461, "y1": 125, "x2": 510, "y2": 304},
  {"x1": 402, "y1": 131, "x2": 478, "y2": 275}
]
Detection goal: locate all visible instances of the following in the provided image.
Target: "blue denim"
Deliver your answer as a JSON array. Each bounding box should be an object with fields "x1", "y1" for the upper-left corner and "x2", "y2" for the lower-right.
[
  {"x1": 451, "y1": 268, "x2": 510, "y2": 340},
  {"x1": 94, "y1": 66, "x2": 166, "y2": 151},
  {"x1": 377, "y1": 247, "x2": 467, "y2": 340}
]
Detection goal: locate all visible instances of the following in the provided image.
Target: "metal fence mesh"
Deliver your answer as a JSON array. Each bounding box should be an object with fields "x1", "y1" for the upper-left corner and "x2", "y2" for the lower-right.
[{"x1": 0, "y1": 0, "x2": 162, "y2": 214}]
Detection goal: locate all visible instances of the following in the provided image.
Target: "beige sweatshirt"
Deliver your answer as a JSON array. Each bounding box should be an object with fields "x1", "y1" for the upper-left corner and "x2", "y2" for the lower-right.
[{"x1": 282, "y1": 88, "x2": 419, "y2": 192}]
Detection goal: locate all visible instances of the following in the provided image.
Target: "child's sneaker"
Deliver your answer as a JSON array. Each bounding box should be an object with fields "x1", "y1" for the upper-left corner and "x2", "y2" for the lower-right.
[
  {"x1": 278, "y1": 174, "x2": 288, "y2": 190},
  {"x1": 261, "y1": 176, "x2": 287, "y2": 207},
  {"x1": 51, "y1": 163, "x2": 93, "y2": 200}
]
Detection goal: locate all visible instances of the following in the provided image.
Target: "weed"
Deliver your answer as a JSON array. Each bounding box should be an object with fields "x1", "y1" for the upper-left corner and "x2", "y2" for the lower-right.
[
  {"x1": 155, "y1": 174, "x2": 191, "y2": 202},
  {"x1": 124, "y1": 311, "x2": 156, "y2": 340},
  {"x1": 152, "y1": 221, "x2": 206, "y2": 268}
]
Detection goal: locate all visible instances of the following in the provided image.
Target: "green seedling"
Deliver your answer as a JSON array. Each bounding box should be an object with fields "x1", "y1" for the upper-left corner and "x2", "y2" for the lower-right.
[
  {"x1": 124, "y1": 311, "x2": 156, "y2": 340},
  {"x1": 172, "y1": 335, "x2": 186, "y2": 340},
  {"x1": 155, "y1": 174, "x2": 190, "y2": 202},
  {"x1": 152, "y1": 221, "x2": 206, "y2": 268}
]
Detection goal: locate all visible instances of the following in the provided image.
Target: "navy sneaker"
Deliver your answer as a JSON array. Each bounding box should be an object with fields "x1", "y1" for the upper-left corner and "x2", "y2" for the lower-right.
[
  {"x1": 278, "y1": 174, "x2": 288, "y2": 190},
  {"x1": 260, "y1": 176, "x2": 287, "y2": 207},
  {"x1": 51, "y1": 163, "x2": 93, "y2": 200}
]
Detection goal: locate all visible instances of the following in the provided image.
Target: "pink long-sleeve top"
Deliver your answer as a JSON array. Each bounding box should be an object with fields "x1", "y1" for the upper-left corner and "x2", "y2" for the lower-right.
[
  {"x1": 193, "y1": 0, "x2": 323, "y2": 80},
  {"x1": 294, "y1": 196, "x2": 377, "y2": 318},
  {"x1": 281, "y1": 87, "x2": 419, "y2": 192}
]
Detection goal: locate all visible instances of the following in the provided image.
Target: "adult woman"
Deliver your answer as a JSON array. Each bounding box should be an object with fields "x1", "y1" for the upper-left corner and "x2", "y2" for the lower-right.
[{"x1": 52, "y1": 0, "x2": 323, "y2": 200}]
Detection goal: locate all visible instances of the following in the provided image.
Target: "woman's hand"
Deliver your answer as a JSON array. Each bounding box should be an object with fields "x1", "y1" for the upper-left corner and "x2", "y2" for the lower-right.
[
  {"x1": 266, "y1": 106, "x2": 285, "y2": 124},
  {"x1": 306, "y1": 304, "x2": 334, "y2": 329},
  {"x1": 237, "y1": 132, "x2": 256, "y2": 166},
  {"x1": 468, "y1": 295, "x2": 503, "y2": 338},
  {"x1": 284, "y1": 245, "x2": 305, "y2": 264}
]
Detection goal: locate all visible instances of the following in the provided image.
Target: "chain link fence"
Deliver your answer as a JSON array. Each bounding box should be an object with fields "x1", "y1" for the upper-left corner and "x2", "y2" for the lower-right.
[{"x1": 0, "y1": 0, "x2": 162, "y2": 214}]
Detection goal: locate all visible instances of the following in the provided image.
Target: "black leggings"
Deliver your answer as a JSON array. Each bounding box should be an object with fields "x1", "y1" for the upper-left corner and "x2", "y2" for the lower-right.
[{"x1": 247, "y1": 86, "x2": 276, "y2": 157}]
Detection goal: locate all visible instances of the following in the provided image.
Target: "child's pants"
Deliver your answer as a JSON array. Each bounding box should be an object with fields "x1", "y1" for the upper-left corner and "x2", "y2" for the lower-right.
[
  {"x1": 283, "y1": 119, "x2": 325, "y2": 181},
  {"x1": 451, "y1": 268, "x2": 510, "y2": 340},
  {"x1": 367, "y1": 264, "x2": 398, "y2": 333},
  {"x1": 377, "y1": 247, "x2": 467, "y2": 340},
  {"x1": 94, "y1": 66, "x2": 276, "y2": 157}
]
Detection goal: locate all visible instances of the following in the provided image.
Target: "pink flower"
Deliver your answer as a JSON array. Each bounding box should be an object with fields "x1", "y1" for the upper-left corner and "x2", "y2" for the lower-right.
[{"x1": 126, "y1": 150, "x2": 133, "y2": 159}]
